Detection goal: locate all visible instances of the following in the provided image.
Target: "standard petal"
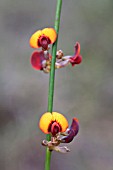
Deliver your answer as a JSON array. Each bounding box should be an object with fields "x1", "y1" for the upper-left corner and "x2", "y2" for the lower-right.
[
  {"x1": 39, "y1": 112, "x2": 52, "y2": 134},
  {"x1": 52, "y1": 112, "x2": 69, "y2": 132},
  {"x1": 42, "y1": 28, "x2": 57, "y2": 44},
  {"x1": 29, "y1": 30, "x2": 42, "y2": 48}
]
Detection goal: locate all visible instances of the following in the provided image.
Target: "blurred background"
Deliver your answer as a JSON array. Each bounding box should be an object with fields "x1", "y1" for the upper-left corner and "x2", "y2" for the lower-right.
[{"x1": 0, "y1": 0, "x2": 113, "y2": 170}]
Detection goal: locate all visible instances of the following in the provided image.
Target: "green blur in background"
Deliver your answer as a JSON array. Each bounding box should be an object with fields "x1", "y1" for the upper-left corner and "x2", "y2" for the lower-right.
[{"x1": 0, "y1": 0, "x2": 113, "y2": 170}]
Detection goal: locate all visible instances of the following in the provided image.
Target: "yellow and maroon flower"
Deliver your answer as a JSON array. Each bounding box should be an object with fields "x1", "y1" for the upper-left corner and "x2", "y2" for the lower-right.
[
  {"x1": 29, "y1": 28, "x2": 82, "y2": 72},
  {"x1": 29, "y1": 28, "x2": 57, "y2": 50},
  {"x1": 39, "y1": 112, "x2": 68, "y2": 136}
]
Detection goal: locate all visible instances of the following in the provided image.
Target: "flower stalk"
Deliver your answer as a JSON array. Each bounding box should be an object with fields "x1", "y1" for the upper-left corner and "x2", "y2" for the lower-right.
[{"x1": 45, "y1": 0, "x2": 62, "y2": 170}]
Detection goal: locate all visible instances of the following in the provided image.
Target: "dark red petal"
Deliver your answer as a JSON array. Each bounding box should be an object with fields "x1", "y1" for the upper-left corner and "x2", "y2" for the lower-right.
[
  {"x1": 30, "y1": 51, "x2": 45, "y2": 70},
  {"x1": 70, "y1": 55, "x2": 82, "y2": 66},
  {"x1": 70, "y1": 118, "x2": 79, "y2": 136},
  {"x1": 70, "y1": 42, "x2": 81, "y2": 61},
  {"x1": 38, "y1": 35, "x2": 51, "y2": 50},
  {"x1": 51, "y1": 122, "x2": 61, "y2": 136},
  {"x1": 75, "y1": 42, "x2": 80, "y2": 56},
  {"x1": 60, "y1": 129, "x2": 75, "y2": 143},
  {"x1": 60, "y1": 118, "x2": 79, "y2": 143},
  {"x1": 74, "y1": 55, "x2": 82, "y2": 64},
  {"x1": 68, "y1": 42, "x2": 82, "y2": 67}
]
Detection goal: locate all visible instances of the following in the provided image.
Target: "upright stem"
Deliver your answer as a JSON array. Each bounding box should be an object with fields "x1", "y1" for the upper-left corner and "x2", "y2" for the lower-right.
[
  {"x1": 48, "y1": 0, "x2": 62, "y2": 113},
  {"x1": 45, "y1": 0, "x2": 62, "y2": 170}
]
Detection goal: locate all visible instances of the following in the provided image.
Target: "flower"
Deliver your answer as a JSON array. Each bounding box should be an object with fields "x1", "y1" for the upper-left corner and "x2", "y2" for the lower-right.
[
  {"x1": 39, "y1": 112, "x2": 68, "y2": 136},
  {"x1": 29, "y1": 28, "x2": 82, "y2": 72},
  {"x1": 40, "y1": 113, "x2": 79, "y2": 153},
  {"x1": 29, "y1": 28, "x2": 57, "y2": 50}
]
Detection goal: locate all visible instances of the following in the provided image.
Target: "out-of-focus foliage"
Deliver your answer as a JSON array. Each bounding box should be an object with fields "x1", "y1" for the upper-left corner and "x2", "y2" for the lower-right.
[{"x1": 0, "y1": 0, "x2": 113, "y2": 170}]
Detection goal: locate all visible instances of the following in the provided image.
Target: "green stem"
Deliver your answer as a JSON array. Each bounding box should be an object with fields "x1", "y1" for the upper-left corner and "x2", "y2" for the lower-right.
[{"x1": 45, "y1": 0, "x2": 62, "y2": 170}]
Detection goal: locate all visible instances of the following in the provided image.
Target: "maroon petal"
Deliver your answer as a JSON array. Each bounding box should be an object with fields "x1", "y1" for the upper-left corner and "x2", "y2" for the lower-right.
[
  {"x1": 60, "y1": 129, "x2": 75, "y2": 143},
  {"x1": 69, "y1": 42, "x2": 82, "y2": 66},
  {"x1": 38, "y1": 35, "x2": 51, "y2": 50},
  {"x1": 70, "y1": 55, "x2": 82, "y2": 66},
  {"x1": 31, "y1": 51, "x2": 46, "y2": 70},
  {"x1": 71, "y1": 42, "x2": 81, "y2": 61},
  {"x1": 60, "y1": 118, "x2": 79, "y2": 143},
  {"x1": 51, "y1": 122, "x2": 61, "y2": 136},
  {"x1": 75, "y1": 42, "x2": 80, "y2": 56},
  {"x1": 69, "y1": 118, "x2": 79, "y2": 136}
]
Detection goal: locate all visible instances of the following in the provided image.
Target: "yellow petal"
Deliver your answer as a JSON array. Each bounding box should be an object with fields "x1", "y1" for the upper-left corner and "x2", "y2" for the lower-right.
[
  {"x1": 39, "y1": 112, "x2": 52, "y2": 134},
  {"x1": 42, "y1": 28, "x2": 57, "y2": 44},
  {"x1": 29, "y1": 30, "x2": 42, "y2": 48},
  {"x1": 52, "y1": 112, "x2": 68, "y2": 132}
]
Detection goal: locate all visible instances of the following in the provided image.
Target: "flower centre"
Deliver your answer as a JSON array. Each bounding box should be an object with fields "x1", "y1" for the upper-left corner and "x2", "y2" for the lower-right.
[
  {"x1": 38, "y1": 35, "x2": 51, "y2": 50},
  {"x1": 48, "y1": 121, "x2": 61, "y2": 136}
]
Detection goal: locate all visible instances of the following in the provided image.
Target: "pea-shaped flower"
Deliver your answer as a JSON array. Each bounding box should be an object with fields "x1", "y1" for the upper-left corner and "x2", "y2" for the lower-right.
[
  {"x1": 29, "y1": 28, "x2": 82, "y2": 73},
  {"x1": 29, "y1": 28, "x2": 57, "y2": 50},
  {"x1": 39, "y1": 112, "x2": 68, "y2": 136},
  {"x1": 39, "y1": 112, "x2": 79, "y2": 153}
]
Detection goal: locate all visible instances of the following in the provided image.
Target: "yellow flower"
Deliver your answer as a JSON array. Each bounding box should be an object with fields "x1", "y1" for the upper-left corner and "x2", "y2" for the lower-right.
[{"x1": 29, "y1": 28, "x2": 57, "y2": 50}]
